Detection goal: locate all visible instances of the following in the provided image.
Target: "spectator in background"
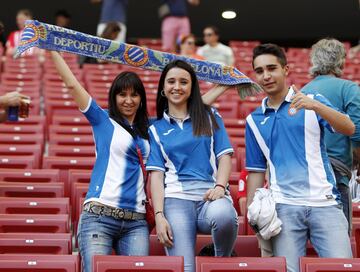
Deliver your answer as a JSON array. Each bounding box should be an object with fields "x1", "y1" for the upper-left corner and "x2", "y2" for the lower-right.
[
  {"x1": 177, "y1": 33, "x2": 204, "y2": 60},
  {"x1": 6, "y1": 9, "x2": 40, "y2": 56},
  {"x1": 302, "y1": 38, "x2": 360, "y2": 233},
  {"x1": 91, "y1": 0, "x2": 128, "y2": 43},
  {"x1": 0, "y1": 91, "x2": 30, "y2": 122},
  {"x1": 101, "y1": 21, "x2": 121, "y2": 41},
  {"x1": 54, "y1": 9, "x2": 71, "y2": 28},
  {"x1": 159, "y1": 0, "x2": 200, "y2": 52},
  {"x1": 246, "y1": 43, "x2": 354, "y2": 272},
  {"x1": 197, "y1": 26, "x2": 234, "y2": 66},
  {"x1": 79, "y1": 22, "x2": 121, "y2": 67},
  {"x1": 349, "y1": 44, "x2": 360, "y2": 59}
]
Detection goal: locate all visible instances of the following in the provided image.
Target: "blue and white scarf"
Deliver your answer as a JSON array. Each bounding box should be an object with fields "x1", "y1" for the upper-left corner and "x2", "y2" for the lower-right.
[{"x1": 15, "y1": 20, "x2": 262, "y2": 98}]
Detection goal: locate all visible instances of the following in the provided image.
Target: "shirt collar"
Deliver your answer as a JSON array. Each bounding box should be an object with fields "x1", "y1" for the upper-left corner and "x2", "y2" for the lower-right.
[
  {"x1": 163, "y1": 111, "x2": 190, "y2": 124},
  {"x1": 261, "y1": 87, "x2": 295, "y2": 114}
]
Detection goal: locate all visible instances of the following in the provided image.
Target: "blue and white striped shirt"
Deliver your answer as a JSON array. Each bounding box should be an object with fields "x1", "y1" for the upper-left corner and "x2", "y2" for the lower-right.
[
  {"x1": 246, "y1": 88, "x2": 340, "y2": 206},
  {"x1": 82, "y1": 98, "x2": 149, "y2": 213}
]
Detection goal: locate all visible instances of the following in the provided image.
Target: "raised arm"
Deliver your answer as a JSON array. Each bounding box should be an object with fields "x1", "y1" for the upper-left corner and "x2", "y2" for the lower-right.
[
  {"x1": 50, "y1": 51, "x2": 90, "y2": 110},
  {"x1": 201, "y1": 84, "x2": 231, "y2": 105},
  {"x1": 291, "y1": 85, "x2": 355, "y2": 136},
  {"x1": 246, "y1": 171, "x2": 265, "y2": 207}
]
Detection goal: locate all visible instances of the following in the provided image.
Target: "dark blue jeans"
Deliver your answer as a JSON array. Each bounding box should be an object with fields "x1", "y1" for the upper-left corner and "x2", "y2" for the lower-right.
[
  {"x1": 334, "y1": 170, "x2": 352, "y2": 234},
  {"x1": 77, "y1": 211, "x2": 149, "y2": 272}
]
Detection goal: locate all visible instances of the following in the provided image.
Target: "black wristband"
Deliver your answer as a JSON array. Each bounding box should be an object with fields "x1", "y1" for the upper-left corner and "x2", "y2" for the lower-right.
[{"x1": 214, "y1": 184, "x2": 226, "y2": 191}]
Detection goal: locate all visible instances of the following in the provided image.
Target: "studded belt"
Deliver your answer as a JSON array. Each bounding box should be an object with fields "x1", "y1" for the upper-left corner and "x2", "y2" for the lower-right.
[{"x1": 83, "y1": 202, "x2": 145, "y2": 220}]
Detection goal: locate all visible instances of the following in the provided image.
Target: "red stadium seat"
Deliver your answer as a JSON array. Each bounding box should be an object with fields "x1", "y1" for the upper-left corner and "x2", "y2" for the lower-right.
[
  {"x1": 0, "y1": 197, "x2": 69, "y2": 214},
  {"x1": 93, "y1": 255, "x2": 184, "y2": 272},
  {"x1": 2, "y1": 115, "x2": 46, "y2": 128},
  {"x1": 300, "y1": 257, "x2": 360, "y2": 272},
  {"x1": 0, "y1": 124, "x2": 43, "y2": 134},
  {"x1": 0, "y1": 214, "x2": 70, "y2": 233},
  {"x1": 0, "y1": 254, "x2": 79, "y2": 272},
  {"x1": 48, "y1": 144, "x2": 95, "y2": 157},
  {"x1": 71, "y1": 182, "x2": 89, "y2": 223},
  {"x1": 42, "y1": 157, "x2": 94, "y2": 171},
  {"x1": 68, "y1": 169, "x2": 92, "y2": 184},
  {"x1": 42, "y1": 157, "x2": 94, "y2": 196},
  {"x1": 0, "y1": 144, "x2": 42, "y2": 168},
  {"x1": 196, "y1": 235, "x2": 258, "y2": 257},
  {"x1": 212, "y1": 101, "x2": 239, "y2": 119},
  {"x1": 229, "y1": 171, "x2": 240, "y2": 185},
  {"x1": 229, "y1": 184, "x2": 241, "y2": 216},
  {"x1": 230, "y1": 137, "x2": 245, "y2": 150},
  {"x1": 0, "y1": 233, "x2": 72, "y2": 254},
  {"x1": 44, "y1": 100, "x2": 81, "y2": 125},
  {"x1": 229, "y1": 40, "x2": 260, "y2": 49},
  {"x1": 0, "y1": 155, "x2": 37, "y2": 169},
  {"x1": 232, "y1": 235, "x2": 261, "y2": 257},
  {"x1": 223, "y1": 118, "x2": 246, "y2": 130},
  {"x1": 82, "y1": 63, "x2": 119, "y2": 73},
  {"x1": 0, "y1": 169, "x2": 60, "y2": 183},
  {"x1": 51, "y1": 115, "x2": 89, "y2": 126},
  {"x1": 49, "y1": 134, "x2": 95, "y2": 146},
  {"x1": 353, "y1": 202, "x2": 360, "y2": 218},
  {"x1": 1, "y1": 72, "x2": 40, "y2": 82},
  {"x1": 49, "y1": 124, "x2": 92, "y2": 136},
  {"x1": 0, "y1": 182, "x2": 64, "y2": 198},
  {"x1": 149, "y1": 234, "x2": 166, "y2": 256},
  {"x1": 0, "y1": 133, "x2": 44, "y2": 146},
  {"x1": 196, "y1": 256, "x2": 286, "y2": 272},
  {"x1": 226, "y1": 127, "x2": 245, "y2": 138},
  {"x1": 238, "y1": 102, "x2": 261, "y2": 119},
  {"x1": 236, "y1": 147, "x2": 246, "y2": 171}
]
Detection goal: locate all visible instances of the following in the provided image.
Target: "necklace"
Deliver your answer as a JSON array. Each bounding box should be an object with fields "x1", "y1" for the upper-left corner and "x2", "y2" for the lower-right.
[{"x1": 168, "y1": 112, "x2": 187, "y2": 122}]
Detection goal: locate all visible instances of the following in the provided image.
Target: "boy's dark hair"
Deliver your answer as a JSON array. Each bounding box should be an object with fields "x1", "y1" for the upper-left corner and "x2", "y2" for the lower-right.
[{"x1": 252, "y1": 43, "x2": 287, "y2": 68}]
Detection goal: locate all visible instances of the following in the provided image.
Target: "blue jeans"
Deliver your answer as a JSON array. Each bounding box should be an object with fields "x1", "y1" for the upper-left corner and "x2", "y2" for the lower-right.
[
  {"x1": 77, "y1": 211, "x2": 149, "y2": 272},
  {"x1": 272, "y1": 204, "x2": 352, "y2": 272},
  {"x1": 164, "y1": 197, "x2": 238, "y2": 272}
]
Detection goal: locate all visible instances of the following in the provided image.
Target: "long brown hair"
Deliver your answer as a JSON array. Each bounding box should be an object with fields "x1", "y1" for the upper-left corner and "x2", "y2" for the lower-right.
[{"x1": 156, "y1": 60, "x2": 218, "y2": 136}]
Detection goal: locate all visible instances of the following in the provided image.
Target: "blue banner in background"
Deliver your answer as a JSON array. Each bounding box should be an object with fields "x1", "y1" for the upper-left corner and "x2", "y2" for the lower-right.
[{"x1": 15, "y1": 20, "x2": 262, "y2": 98}]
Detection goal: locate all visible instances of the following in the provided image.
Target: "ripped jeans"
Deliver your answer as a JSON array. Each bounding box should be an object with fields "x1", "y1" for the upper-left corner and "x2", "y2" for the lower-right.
[{"x1": 77, "y1": 211, "x2": 149, "y2": 272}]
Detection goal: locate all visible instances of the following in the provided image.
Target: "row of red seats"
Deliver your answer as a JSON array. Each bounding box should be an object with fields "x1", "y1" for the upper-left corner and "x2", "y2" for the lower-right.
[{"x1": 0, "y1": 254, "x2": 359, "y2": 272}]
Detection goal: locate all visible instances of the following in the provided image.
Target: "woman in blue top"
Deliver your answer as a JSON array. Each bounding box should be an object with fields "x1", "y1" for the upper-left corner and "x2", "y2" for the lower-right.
[
  {"x1": 50, "y1": 52, "x2": 231, "y2": 272},
  {"x1": 146, "y1": 60, "x2": 238, "y2": 272}
]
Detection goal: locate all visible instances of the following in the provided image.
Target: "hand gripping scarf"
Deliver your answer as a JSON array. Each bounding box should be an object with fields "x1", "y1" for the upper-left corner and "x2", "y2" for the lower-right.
[{"x1": 15, "y1": 20, "x2": 263, "y2": 98}]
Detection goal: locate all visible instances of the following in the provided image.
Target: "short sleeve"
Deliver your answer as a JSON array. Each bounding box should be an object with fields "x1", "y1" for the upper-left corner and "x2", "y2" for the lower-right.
[
  {"x1": 212, "y1": 110, "x2": 234, "y2": 158},
  {"x1": 146, "y1": 126, "x2": 166, "y2": 172},
  {"x1": 82, "y1": 98, "x2": 107, "y2": 126},
  {"x1": 344, "y1": 83, "x2": 360, "y2": 146},
  {"x1": 245, "y1": 118, "x2": 267, "y2": 172},
  {"x1": 312, "y1": 93, "x2": 338, "y2": 132}
]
